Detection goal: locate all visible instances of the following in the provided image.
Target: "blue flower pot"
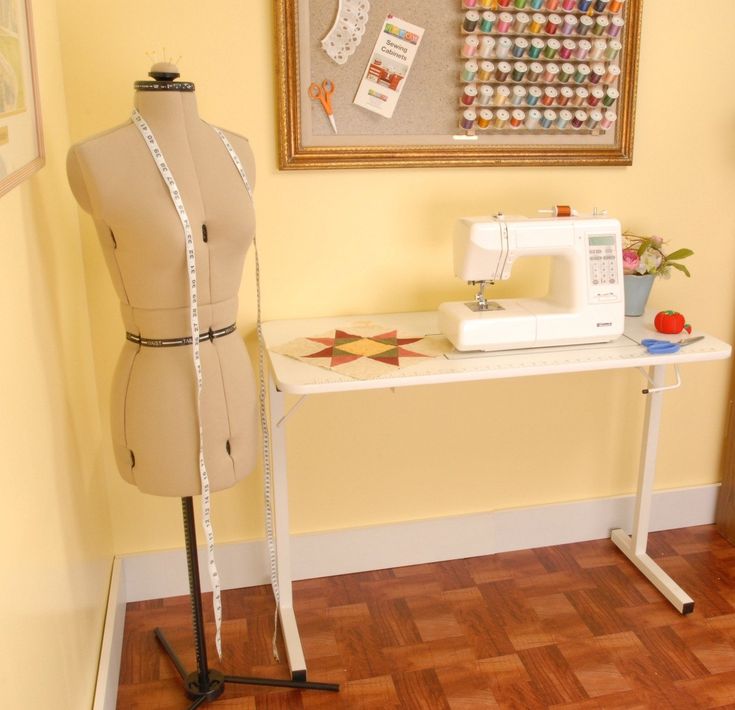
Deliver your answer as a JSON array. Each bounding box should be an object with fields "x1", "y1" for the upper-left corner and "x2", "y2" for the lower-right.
[{"x1": 624, "y1": 274, "x2": 655, "y2": 317}]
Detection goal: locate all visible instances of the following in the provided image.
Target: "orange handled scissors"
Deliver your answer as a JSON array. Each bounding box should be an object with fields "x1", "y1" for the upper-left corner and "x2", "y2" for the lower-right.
[{"x1": 308, "y1": 79, "x2": 337, "y2": 134}]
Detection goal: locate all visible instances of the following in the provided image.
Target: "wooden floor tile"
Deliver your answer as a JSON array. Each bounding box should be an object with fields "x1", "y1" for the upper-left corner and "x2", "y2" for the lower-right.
[{"x1": 117, "y1": 525, "x2": 735, "y2": 709}]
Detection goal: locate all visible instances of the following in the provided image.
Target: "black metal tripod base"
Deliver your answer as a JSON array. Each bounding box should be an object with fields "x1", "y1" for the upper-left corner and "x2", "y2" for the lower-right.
[
  {"x1": 162, "y1": 497, "x2": 339, "y2": 708},
  {"x1": 155, "y1": 627, "x2": 339, "y2": 708}
]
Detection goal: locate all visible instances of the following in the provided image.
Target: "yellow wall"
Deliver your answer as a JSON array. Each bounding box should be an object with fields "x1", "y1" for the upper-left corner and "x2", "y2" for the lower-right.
[
  {"x1": 55, "y1": 0, "x2": 735, "y2": 560},
  {"x1": 0, "y1": 2, "x2": 113, "y2": 708}
]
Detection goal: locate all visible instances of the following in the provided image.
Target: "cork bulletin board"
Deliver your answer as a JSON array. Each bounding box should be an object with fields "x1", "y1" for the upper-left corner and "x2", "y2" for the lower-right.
[{"x1": 275, "y1": 0, "x2": 642, "y2": 169}]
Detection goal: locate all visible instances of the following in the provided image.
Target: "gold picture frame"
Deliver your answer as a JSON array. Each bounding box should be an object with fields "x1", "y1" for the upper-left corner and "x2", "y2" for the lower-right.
[
  {"x1": 276, "y1": 0, "x2": 642, "y2": 170},
  {"x1": 0, "y1": 0, "x2": 44, "y2": 197}
]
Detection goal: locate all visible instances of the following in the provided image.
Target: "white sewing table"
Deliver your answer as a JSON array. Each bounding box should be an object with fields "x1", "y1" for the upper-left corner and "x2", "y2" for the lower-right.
[{"x1": 261, "y1": 311, "x2": 731, "y2": 681}]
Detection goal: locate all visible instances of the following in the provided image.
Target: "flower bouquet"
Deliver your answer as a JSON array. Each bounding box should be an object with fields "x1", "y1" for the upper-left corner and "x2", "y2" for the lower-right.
[
  {"x1": 621, "y1": 232, "x2": 693, "y2": 316},
  {"x1": 622, "y1": 232, "x2": 693, "y2": 278}
]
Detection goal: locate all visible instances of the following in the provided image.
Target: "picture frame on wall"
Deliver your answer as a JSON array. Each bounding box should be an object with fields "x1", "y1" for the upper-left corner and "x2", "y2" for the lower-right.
[
  {"x1": 276, "y1": 0, "x2": 642, "y2": 170},
  {"x1": 0, "y1": 0, "x2": 44, "y2": 198}
]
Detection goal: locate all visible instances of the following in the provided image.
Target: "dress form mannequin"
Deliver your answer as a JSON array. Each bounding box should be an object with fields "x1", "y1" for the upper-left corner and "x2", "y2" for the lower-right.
[{"x1": 67, "y1": 63, "x2": 257, "y2": 497}]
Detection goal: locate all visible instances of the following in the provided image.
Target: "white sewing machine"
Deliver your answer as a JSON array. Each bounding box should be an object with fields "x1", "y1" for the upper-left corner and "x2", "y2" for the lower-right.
[{"x1": 438, "y1": 213, "x2": 624, "y2": 352}]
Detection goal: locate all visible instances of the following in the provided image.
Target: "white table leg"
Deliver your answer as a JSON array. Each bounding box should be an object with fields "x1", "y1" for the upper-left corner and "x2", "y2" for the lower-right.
[
  {"x1": 268, "y1": 377, "x2": 308, "y2": 680},
  {"x1": 611, "y1": 364, "x2": 694, "y2": 614}
]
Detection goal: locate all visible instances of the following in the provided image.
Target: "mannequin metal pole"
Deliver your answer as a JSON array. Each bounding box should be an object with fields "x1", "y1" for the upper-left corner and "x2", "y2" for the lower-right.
[{"x1": 154, "y1": 497, "x2": 338, "y2": 708}]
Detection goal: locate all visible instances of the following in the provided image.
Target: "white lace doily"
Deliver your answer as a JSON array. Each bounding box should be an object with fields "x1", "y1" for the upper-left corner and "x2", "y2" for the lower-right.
[{"x1": 321, "y1": 0, "x2": 370, "y2": 65}]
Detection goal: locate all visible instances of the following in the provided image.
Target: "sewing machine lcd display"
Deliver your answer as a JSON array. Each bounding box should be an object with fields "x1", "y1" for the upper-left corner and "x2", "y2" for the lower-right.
[{"x1": 438, "y1": 214, "x2": 625, "y2": 352}]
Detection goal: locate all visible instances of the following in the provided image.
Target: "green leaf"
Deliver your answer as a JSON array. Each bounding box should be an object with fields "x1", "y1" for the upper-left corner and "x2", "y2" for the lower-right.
[
  {"x1": 666, "y1": 248, "x2": 694, "y2": 260},
  {"x1": 669, "y1": 262, "x2": 691, "y2": 277}
]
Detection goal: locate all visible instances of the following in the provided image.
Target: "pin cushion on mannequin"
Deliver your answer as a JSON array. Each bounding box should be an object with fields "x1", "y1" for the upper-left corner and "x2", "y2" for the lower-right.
[{"x1": 66, "y1": 63, "x2": 257, "y2": 497}]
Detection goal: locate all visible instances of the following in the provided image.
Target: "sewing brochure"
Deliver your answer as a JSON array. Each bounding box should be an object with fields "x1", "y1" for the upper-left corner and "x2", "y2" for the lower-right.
[{"x1": 353, "y1": 14, "x2": 425, "y2": 119}]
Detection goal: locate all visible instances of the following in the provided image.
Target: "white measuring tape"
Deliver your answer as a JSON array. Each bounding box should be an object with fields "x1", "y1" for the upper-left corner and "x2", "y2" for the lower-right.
[
  {"x1": 132, "y1": 108, "x2": 224, "y2": 658},
  {"x1": 211, "y1": 126, "x2": 282, "y2": 662},
  {"x1": 132, "y1": 110, "x2": 280, "y2": 661}
]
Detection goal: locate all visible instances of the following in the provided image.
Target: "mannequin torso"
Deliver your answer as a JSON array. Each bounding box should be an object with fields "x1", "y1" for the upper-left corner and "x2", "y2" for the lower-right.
[{"x1": 67, "y1": 67, "x2": 257, "y2": 496}]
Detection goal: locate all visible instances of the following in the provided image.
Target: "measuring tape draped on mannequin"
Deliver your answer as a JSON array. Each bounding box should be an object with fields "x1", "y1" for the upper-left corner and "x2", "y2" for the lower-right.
[{"x1": 131, "y1": 110, "x2": 280, "y2": 660}]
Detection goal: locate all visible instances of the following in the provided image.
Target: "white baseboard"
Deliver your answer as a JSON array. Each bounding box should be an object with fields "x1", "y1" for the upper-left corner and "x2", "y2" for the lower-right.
[
  {"x1": 94, "y1": 483, "x2": 720, "y2": 709},
  {"x1": 92, "y1": 557, "x2": 126, "y2": 710}
]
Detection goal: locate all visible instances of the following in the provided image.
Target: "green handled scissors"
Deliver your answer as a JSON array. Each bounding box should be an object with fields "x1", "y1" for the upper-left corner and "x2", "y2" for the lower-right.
[
  {"x1": 308, "y1": 79, "x2": 337, "y2": 134},
  {"x1": 641, "y1": 335, "x2": 704, "y2": 354}
]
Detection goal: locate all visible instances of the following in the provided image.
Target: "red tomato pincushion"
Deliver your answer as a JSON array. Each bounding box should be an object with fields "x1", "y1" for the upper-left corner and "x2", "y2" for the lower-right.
[{"x1": 654, "y1": 310, "x2": 687, "y2": 334}]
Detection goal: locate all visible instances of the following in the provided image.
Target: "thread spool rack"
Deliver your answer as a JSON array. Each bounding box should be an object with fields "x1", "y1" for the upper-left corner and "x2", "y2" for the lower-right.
[{"x1": 457, "y1": 0, "x2": 629, "y2": 135}]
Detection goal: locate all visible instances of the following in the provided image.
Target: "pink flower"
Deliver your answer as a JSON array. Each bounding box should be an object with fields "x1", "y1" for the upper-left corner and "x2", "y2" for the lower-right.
[{"x1": 622, "y1": 248, "x2": 640, "y2": 275}]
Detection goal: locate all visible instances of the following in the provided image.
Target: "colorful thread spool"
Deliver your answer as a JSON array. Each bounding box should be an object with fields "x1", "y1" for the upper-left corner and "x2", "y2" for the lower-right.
[
  {"x1": 511, "y1": 85, "x2": 528, "y2": 104},
  {"x1": 462, "y1": 35, "x2": 479, "y2": 58},
  {"x1": 463, "y1": 0, "x2": 478, "y2": 7},
  {"x1": 603, "y1": 64, "x2": 621, "y2": 85},
  {"x1": 574, "y1": 39, "x2": 591, "y2": 60},
  {"x1": 463, "y1": 10, "x2": 480, "y2": 32},
  {"x1": 592, "y1": 16, "x2": 610, "y2": 37},
  {"x1": 497, "y1": 0, "x2": 512, "y2": 6},
  {"x1": 477, "y1": 108, "x2": 493, "y2": 128},
  {"x1": 541, "y1": 86, "x2": 559, "y2": 106},
  {"x1": 514, "y1": 0, "x2": 528, "y2": 9},
  {"x1": 605, "y1": 40, "x2": 622, "y2": 61},
  {"x1": 510, "y1": 109, "x2": 526, "y2": 128},
  {"x1": 587, "y1": 87, "x2": 604, "y2": 106},
  {"x1": 525, "y1": 108, "x2": 542, "y2": 128},
  {"x1": 561, "y1": 0, "x2": 576, "y2": 10},
  {"x1": 586, "y1": 109, "x2": 602, "y2": 129},
  {"x1": 589, "y1": 63, "x2": 606, "y2": 84},
  {"x1": 573, "y1": 63, "x2": 590, "y2": 83},
  {"x1": 556, "y1": 109, "x2": 572, "y2": 129},
  {"x1": 545, "y1": 0, "x2": 559, "y2": 10},
  {"x1": 558, "y1": 86, "x2": 574, "y2": 105},
  {"x1": 496, "y1": 12, "x2": 513, "y2": 32},
  {"x1": 590, "y1": 39, "x2": 607, "y2": 60},
  {"x1": 528, "y1": 38, "x2": 545, "y2": 58},
  {"x1": 559, "y1": 39, "x2": 576, "y2": 60},
  {"x1": 513, "y1": 12, "x2": 531, "y2": 33},
  {"x1": 608, "y1": 0, "x2": 625, "y2": 12},
  {"x1": 478, "y1": 84, "x2": 494, "y2": 105},
  {"x1": 558, "y1": 63, "x2": 575, "y2": 82},
  {"x1": 479, "y1": 36, "x2": 496, "y2": 58},
  {"x1": 495, "y1": 108, "x2": 510, "y2": 128},
  {"x1": 496, "y1": 61, "x2": 512, "y2": 81},
  {"x1": 527, "y1": 86, "x2": 543, "y2": 105},
  {"x1": 572, "y1": 87, "x2": 589, "y2": 106},
  {"x1": 602, "y1": 87, "x2": 619, "y2": 107},
  {"x1": 462, "y1": 60, "x2": 479, "y2": 82},
  {"x1": 512, "y1": 61, "x2": 529, "y2": 82},
  {"x1": 462, "y1": 84, "x2": 478, "y2": 105},
  {"x1": 529, "y1": 13, "x2": 546, "y2": 33},
  {"x1": 495, "y1": 85, "x2": 511, "y2": 105},
  {"x1": 594, "y1": 0, "x2": 608, "y2": 11},
  {"x1": 527, "y1": 61, "x2": 544, "y2": 82},
  {"x1": 543, "y1": 38, "x2": 560, "y2": 59},
  {"x1": 530, "y1": 0, "x2": 544, "y2": 9},
  {"x1": 577, "y1": 0, "x2": 592, "y2": 10},
  {"x1": 600, "y1": 109, "x2": 617, "y2": 130},
  {"x1": 608, "y1": 17, "x2": 625, "y2": 38},
  {"x1": 513, "y1": 38, "x2": 530, "y2": 58},
  {"x1": 540, "y1": 109, "x2": 556, "y2": 128},
  {"x1": 571, "y1": 110, "x2": 587, "y2": 129},
  {"x1": 542, "y1": 62, "x2": 560, "y2": 82},
  {"x1": 578, "y1": 15, "x2": 594, "y2": 36},
  {"x1": 460, "y1": 109, "x2": 477, "y2": 130},
  {"x1": 496, "y1": 36, "x2": 513, "y2": 58},
  {"x1": 545, "y1": 14, "x2": 562, "y2": 34},
  {"x1": 480, "y1": 11, "x2": 496, "y2": 32},
  {"x1": 478, "y1": 61, "x2": 495, "y2": 82},
  {"x1": 561, "y1": 15, "x2": 577, "y2": 35},
  {"x1": 478, "y1": 0, "x2": 496, "y2": 7}
]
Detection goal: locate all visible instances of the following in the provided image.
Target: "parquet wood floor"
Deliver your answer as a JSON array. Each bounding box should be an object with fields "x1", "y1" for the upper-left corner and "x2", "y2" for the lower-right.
[{"x1": 117, "y1": 525, "x2": 735, "y2": 709}]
